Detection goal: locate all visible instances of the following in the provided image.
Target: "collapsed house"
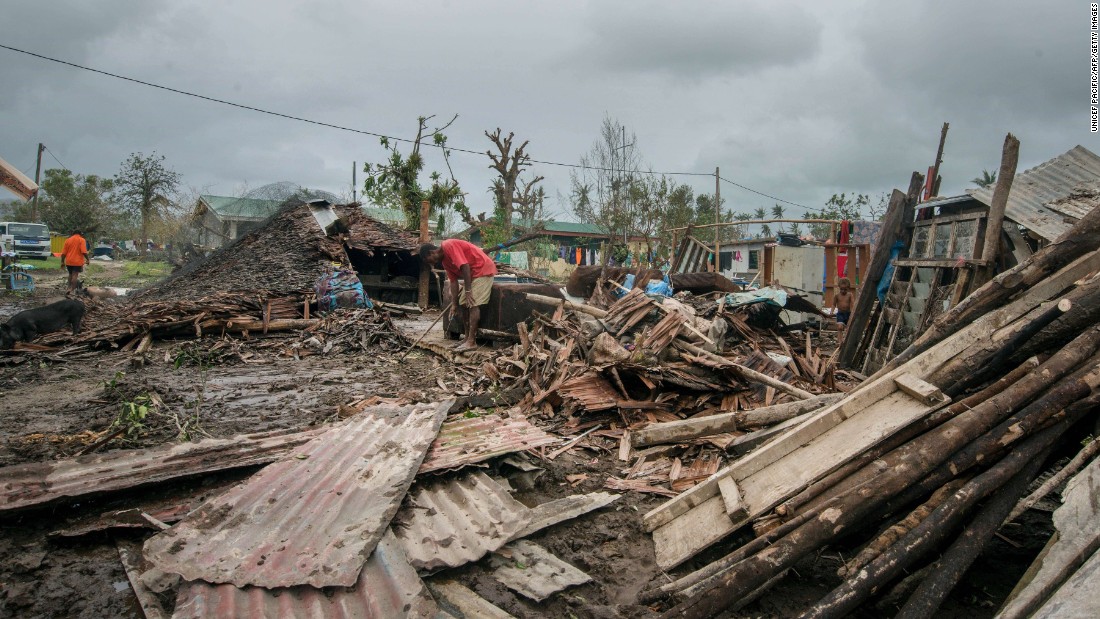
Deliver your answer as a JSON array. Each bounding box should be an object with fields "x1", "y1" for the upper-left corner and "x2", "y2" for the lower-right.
[
  {"x1": 45, "y1": 199, "x2": 427, "y2": 352},
  {"x1": 845, "y1": 144, "x2": 1100, "y2": 374}
]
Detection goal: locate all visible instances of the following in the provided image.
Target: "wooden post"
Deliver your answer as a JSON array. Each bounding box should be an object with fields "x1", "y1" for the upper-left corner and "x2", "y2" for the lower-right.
[
  {"x1": 929, "y1": 122, "x2": 949, "y2": 199},
  {"x1": 418, "y1": 200, "x2": 431, "y2": 309},
  {"x1": 974, "y1": 134, "x2": 1020, "y2": 285},
  {"x1": 835, "y1": 172, "x2": 923, "y2": 368},
  {"x1": 714, "y1": 167, "x2": 721, "y2": 272}
]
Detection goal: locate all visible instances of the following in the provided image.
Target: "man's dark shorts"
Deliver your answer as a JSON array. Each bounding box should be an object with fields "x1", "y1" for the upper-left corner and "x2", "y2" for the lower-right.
[
  {"x1": 837, "y1": 311, "x2": 851, "y2": 325},
  {"x1": 66, "y1": 265, "x2": 83, "y2": 275}
]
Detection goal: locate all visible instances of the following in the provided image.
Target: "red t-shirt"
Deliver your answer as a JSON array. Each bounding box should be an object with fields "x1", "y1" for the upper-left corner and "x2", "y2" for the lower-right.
[{"x1": 440, "y1": 239, "x2": 497, "y2": 282}]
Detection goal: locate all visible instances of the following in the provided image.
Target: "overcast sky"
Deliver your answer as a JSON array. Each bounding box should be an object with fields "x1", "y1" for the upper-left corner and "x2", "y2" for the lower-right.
[{"x1": 0, "y1": 1, "x2": 1092, "y2": 222}]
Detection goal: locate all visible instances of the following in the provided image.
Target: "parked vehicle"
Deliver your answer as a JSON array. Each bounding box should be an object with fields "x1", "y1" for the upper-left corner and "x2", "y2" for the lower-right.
[{"x1": 0, "y1": 222, "x2": 51, "y2": 259}]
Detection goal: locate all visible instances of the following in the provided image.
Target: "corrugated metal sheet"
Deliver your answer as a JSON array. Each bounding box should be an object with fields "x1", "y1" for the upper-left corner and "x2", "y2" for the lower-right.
[
  {"x1": 489, "y1": 540, "x2": 591, "y2": 602},
  {"x1": 419, "y1": 413, "x2": 559, "y2": 475},
  {"x1": 145, "y1": 401, "x2": 452, "y2": 589},
  {"x1": 969, "y1": 145, "x2": 1100, "y2": 241},
  {"x1": 0, "y1": 427, "x2": 326, "y2": 513},
  {"x1": 393, "y1": 472, "x2": 530, "y2": 571},
  {"x1": 172, "y1": 530, "x2": 442, "y2": 619}
]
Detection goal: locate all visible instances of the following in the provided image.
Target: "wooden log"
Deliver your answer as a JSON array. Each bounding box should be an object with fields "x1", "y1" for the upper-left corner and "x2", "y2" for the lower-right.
[
  {"x1": 801, "y1": 426, "x2": 1053, "y2": 619},
  {"x1": 975, "y1": 134, "x2": 1020, "y2": 267},
  {"x1": 630, "y1": 395, "x2": 842, "y2": 448},
  {"x1": 198, "y1": 318, "x2": 319, "y2": 333},
  {"x1": 883, "y1": 205, "x2": 1100, "y2": 375},
  {"x1": 525, "y1": 292, "x2": 607, "y2": 318},
  {"x1": 659, "y1": 345, "x2": 1100, "y2": 618},
  {"x1": 418, "y1": 199, "x2": 430, "y2": 309},
  {"x1": 1004, "y1": 436, "x2": 1100, "y2": 524},
  {"x1": 838, "y1": 478, "x2": 967, "y2": 578},
  {"x1": 785, "y1": 356, "x2": 1041, "y2": 518},
  {"x1": 675, "y1": 340, "x2": 815, "y2": 400},
  {"x1": 836, "y1": 172, "x2": 922, "y2": 367},
  {"x1": 895, "y1": 451, "x2": 1039, "y2": 619}
]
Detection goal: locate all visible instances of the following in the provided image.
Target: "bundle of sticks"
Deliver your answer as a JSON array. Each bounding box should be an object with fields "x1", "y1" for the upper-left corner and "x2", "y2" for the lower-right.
[{"x1": 647, "y1": 207, "x2": 1100, "y2": 618}]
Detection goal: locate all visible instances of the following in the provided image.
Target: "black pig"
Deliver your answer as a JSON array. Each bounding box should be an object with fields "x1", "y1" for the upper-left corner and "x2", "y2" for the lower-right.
[{"x1": 0, "y1": 299, "x2": 85, "y2": 349}]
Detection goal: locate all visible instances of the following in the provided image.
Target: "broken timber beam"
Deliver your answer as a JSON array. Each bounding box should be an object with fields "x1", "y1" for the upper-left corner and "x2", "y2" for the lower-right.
[
  {"x1": 675, "y1": 340, "x2": 815, "y2": 400},
  {"x1": 836, "y1": 172, "x2": 923, "y2": 368},
  {"x1": 525, "y1": 293, "x2": 608, "y2": 319},
  {"x1": 631, "y1": 394, "x2": 843, "y2": 448}
]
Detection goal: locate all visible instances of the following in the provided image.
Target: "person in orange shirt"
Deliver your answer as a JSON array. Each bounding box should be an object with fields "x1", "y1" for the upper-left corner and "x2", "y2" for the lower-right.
[{"x1": 61, "y1": 230, "x2": 90, "y2": 293}]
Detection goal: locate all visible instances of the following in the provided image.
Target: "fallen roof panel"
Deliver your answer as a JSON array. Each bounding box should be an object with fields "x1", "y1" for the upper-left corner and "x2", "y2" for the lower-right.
[
  {"x1": 394, "y1": 471, "x2": 530, "y2": 572},
  {"x1": 0, "y1": 428, "x2": 326, "y2": 513},
  {"x1": 489, "y1": 540, "x2": 591, "y2": 602},
  {"x1": 419, "y1": 413, "x2": 559, "y2": 475},
  {"x1": 172, "y1": 530, "x2": 441, "y2": 619},
  {"x1": 970, "y1": 145, "x2": 1100, "y2": 241},
  {"x1": 145, "y1": 401, "x2": 452, "y2": 589}
]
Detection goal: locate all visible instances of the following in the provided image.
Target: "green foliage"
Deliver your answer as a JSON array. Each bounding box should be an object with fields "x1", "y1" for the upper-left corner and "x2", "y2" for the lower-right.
[
  {"x1": 971, "y1": 169, "x2": 997, "y2": 189},
  {"x1": 804, "y1": 193, "x2": 870, "y2": 239},
  {"x1": 362, "y1": 116, "x2": 468, "y2": 232},
  {"x1": 112, "y1": 394, "x2": 154, "y2": 440},
  {"x1": 37, "y1": 169, "x2": 116, "y2": 235}
]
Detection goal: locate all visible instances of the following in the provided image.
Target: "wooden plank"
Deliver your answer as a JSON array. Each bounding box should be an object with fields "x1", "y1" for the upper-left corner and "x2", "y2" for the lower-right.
[
  {"x1": 725, "y1": 412, "x2": 812, "y2": 457},
  {"x1": 117, "y1": 540, "x2": 170, "y2": 619},
  {"x1": 895, "y1": 372, "x2": 946, "y2": 405},
  {"x1": 653, "y1": 390, "x2": 948, "y2": 569},
  {"x1": 996, "y1": 457, "x2": 1100, "y2": 619},
  {"x1": 836, "y1": 178, "x2": 919, "y2": 366},
  {"x1": 717, "y1": 477, "x2": 747, "y2": 520},
  {"x1": 1029, "y1": 547, "x2": 1100, "y2": 619},
  {"x1": 429, "y1": 580, "x2": 517, "y2": 619},
  {"x1": 630, "y1": 395, "x2": 842, "y2": 448}
]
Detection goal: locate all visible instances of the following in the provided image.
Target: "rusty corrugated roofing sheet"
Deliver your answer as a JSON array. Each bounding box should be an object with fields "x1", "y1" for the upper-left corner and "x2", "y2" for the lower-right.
[
  {"x1": 970, "y1": 145, "x2": 1100, "y2": 241},
  {"x1": 419, "y1": 413, "x2": 559, "y2": 475},
  {"x1": 394, "y1": 471, "x2": 530, "y2": 571},
  {"x1": 489, "y1": 540, "x2": 591, "y2": 601},
  {"x1": 0, "y1": 428, "x2": 325, "y2": 513},
  {"x1": 172, "y1": 530, "x2": 441, "y2": 619},
  {"x1": 145, "y1": 401, "x2": 452, "y2": 589}
]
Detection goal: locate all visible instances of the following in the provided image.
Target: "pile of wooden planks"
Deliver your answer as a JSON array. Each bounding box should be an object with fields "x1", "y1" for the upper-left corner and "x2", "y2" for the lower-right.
[
  {"x1": 478, "y1": 278, "x2": 846, "y2": 498},
  {"x1": 643, "y1": 207, "x2": 1100, "y2": 618}
]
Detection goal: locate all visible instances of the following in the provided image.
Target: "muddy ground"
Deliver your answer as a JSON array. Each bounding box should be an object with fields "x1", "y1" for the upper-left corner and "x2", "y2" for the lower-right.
[{"x1": 0, "y1": 265, "x2": 1058, "y2": 618}]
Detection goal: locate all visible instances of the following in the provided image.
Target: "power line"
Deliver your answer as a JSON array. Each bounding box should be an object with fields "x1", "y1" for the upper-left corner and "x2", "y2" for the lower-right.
[
  {"x1": 43, "y1": 145, "x2": 70, "y2": 172},
  {"x1": 718, "y1": 175, "x2": 815, "y2": 212},
  {"x1": 0, "y1": 42, "x2": 814, "y2": 206}
]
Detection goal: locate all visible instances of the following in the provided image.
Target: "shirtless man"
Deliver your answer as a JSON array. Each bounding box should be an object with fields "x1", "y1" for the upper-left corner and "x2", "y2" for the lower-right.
[{"x1": 833, "y1": 277, "x2": 854, "y2": 331}]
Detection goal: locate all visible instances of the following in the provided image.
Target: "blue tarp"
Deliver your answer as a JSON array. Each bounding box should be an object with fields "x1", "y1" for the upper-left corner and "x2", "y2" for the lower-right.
[
  {"x1": 719, "y1": 287, "x2": 788, "y2": 308},
  {"x1": 877, "y1": 241, "x2": 905, "y2": 304},
  {"x1": 613, "y1": 273, "x2": 674, "y2": 299},
  {"x1": 315, "y1": 269, "x2": 372, "y2": 312}
]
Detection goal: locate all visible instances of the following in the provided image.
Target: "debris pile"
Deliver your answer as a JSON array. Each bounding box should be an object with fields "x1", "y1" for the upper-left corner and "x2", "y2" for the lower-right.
[
  {"x1": 479, "y1": 279, "x2": 847, "y2": 498},
  {"x1": 645, "y1": 208, "x2": 1100, "y2": 618}
]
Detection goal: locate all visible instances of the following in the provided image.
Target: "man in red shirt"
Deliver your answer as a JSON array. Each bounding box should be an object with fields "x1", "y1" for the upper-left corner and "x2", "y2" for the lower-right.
[
  {"x1": 61, "y1": 230, "x2": 90, "y2": 293},
  {"x1": 419, "y1": 239, "x2": 497, "y2": 352}
]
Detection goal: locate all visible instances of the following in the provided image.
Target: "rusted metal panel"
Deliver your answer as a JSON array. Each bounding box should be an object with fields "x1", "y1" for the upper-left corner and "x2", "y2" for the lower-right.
[
  {"x1": 145, "y1": 401, "x2": 452, "y2": 589},
  {"x1": 419, "y1": 413, "x2": 559, "y2": 475},
  {"x1": 0, "y1": 428, "x2": 326, "y2": 513},
  {"x1": 173, "y1": 530, "x2": 441, "y2": 619},
  {"x1": 970, "y1": 145, "x2": 1100, "y2": 242},
  {"x1": 489, "y1": 540, "x2": 591, "y2": 601},
  {"x1": 393, "y1": 471, "x2": 530, "y2": 571}
]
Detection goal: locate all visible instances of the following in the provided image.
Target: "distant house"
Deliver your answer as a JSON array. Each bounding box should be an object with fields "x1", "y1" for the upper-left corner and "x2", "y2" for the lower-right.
[{"x1": 191, "y1": 195, "x2": 284, "y2": 249}]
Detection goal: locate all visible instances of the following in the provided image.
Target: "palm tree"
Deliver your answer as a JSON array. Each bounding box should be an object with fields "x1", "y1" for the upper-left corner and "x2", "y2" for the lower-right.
[{"x1": 971, "y1": 169, "x2": 997, "y2": 189}]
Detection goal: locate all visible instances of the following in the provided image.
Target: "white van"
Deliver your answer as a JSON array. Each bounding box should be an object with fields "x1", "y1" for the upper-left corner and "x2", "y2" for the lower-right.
[{"x1": 0, "y1": 222, "x2": 51, "y2": 259}]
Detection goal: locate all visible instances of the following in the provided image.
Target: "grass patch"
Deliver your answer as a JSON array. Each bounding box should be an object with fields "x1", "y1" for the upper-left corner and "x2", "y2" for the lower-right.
[{"x1": 122, "y1": 261, "x2": 171, "y2": 280}]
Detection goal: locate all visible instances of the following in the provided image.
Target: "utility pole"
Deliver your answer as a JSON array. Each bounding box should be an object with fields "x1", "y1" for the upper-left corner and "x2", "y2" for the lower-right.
[
  {"x1": 714, "y1": 167, "x2": 721, "y2": 272},
  {"x1": 929, "y1": 122, "x2": 949, "y2": 198},
  {"x1": 32, "y1": 143, "x2": 44, "y2": 221},
  {"x1": 352, "y1": 161, "x2": 357, "y2": 203}
]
